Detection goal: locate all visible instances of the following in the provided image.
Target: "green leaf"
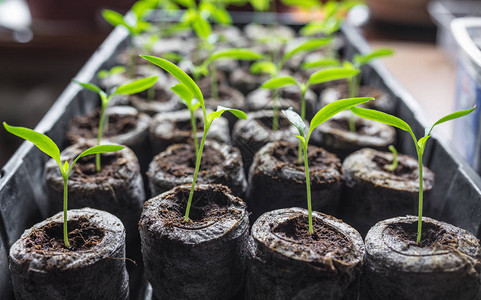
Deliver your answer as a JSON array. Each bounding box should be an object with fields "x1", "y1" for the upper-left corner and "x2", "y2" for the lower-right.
[
  {"x1": 102, "y1": 9, "x2": 127, "y2": 28},
  {"x1": 350, "y1": 106, "x2": 413, "y2": 134},
  {"x1": 171, "y1": 83, "x2": 194, "y2": 102},
  {"x1": 208, "y1": 48, "x2": 263, "y2": 63},
  {"x1": 294, "y1": 135, "x2": 306, "y2": 147},
  {"x1": 200, "y1": 3, "x2": 232, "y2": 25},
  {"x1": 114, "y1": 76, "x2": 158, "y2": 95},
  {"x1": 417, "y1": 135, "x2": 430, "y2": 153},
  {"x1": 281, "y1": 0, "x2": 320, "y2": 9},
  {"x1": 354, "y1": 48, "x2": 394, "y2": 67},
  {"x1": 250, "y1": 61, "x2": 277, "y2": 76},
  {"x1": 425, "y1": 106, "x2": 476, "y2": 136},
  {"x1": 174, "y1": 0, "x2": 195, "y2": 8},
  {"x1": 282, "y1": 108, "x2": 305, "y2": 137},
  {"x1": 261, "y1": 76, "x2": 298, "y2": 90},
  {"x1": 192, "y1": 13, "x2": 212, "y2": 40},
  {"x1": 62, "y1": 161, "x2": 69, "y2": 174},
  {"x1": 141, "y1": 55, "x2": 204, "y2": 106},
  {"x1": 3, "y1": 122, "x2": 61, "y2": 166},
  {"x1": 283, "y1": 38, "x2": 332, "y2": 62},
  {"x1": 300, "y1": 19, "x2": 341, "y2": 36},
  {"x1": 249, "y1": 0, "x2": 270, "y2": 11},
  {"x1": 77, "y1": 144, "x2": 124, "y2": 159},
  {"x1": 301, "y1": 58, "x2": 340, "y2": 70},
  {"x1": 206, "y1": 106, "x2": 247, "y2": 125},
  {"x1": 309, "y1": 97, "x2": 374, "y2": 138},
  {"x1": 307, "y1": 67, "x2": 359, "y2": 86},
  {"x1": 97, "y1": 70, "x2": 109, "y2": 79},
  {"x1": 73, "y1": 80, "x2": 105, "y2": 97}
]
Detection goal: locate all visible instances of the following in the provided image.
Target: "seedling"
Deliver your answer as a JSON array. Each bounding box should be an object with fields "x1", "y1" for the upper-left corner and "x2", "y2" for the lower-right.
[
  {"x1": 350, "y1": 105, "x2": 476, "y2": 242},
  {"x1": 261, "y1": 67, "x2": 359, "y2": 163},
  {"x1": 3, "y1": 122, "x2": 123, "y2": 248},
  {"x1": 385, "y1": 145, "x2": 398, "y2": 172},
  {"x1": 171, "y1": 83, "x2": 201, "y2": 154},
  {"x1": 97, "y1": 66, "x2": 127, "y2": 80},
  {"x1": 141, "y1": 55, "x2": 247, "y2": 222},
  {"x1": 73, "y1": 76, "x2": 158, "y2": 171},
  {"x1": 251, "y1": 37, "x2": 333, "y2": 130},
  {"x1": 282, "y1": 96, "x2": 373, "y2": 234}
]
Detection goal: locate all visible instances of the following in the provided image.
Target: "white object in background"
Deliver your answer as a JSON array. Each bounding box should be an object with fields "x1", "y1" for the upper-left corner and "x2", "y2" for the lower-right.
[{"x1": 0, "y1": 0, "x2": 32, "y2": 42}]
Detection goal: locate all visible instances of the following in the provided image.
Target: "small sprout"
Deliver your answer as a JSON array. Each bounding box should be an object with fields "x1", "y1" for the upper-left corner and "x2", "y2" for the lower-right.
[
  {"x1": 262, "y1": 67, "x2": 359, "y2": 163},
  {"x1": 97, "y1": 66, "x2": 126, "y2": 80},
  {"x1": 3, "y1": 122, "x2": 123, "y2": 248},
  {"x1": 141, "y1": 55, "x2": 247, "y2": 222},
  {"x1": 385, "y1": 145, "x2": 398, "y2": 172},
  {"x1": 351, "y1": 105, "x2": 476, "y2": 242},
  {"x1": 282, "y1": 97, "x2": 374, "y2": 234},
  {"x1": 171, "y1": 83, "x2": 201, "y2": 154},
  {"x1": 73, "y1": 76, "x2": 158, "y2": 171}
]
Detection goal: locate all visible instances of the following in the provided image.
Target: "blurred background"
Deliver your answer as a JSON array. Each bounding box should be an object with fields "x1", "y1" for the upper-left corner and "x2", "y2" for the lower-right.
[{"x1": 0, "y1": 0, "x2": 480, "y2": 168}]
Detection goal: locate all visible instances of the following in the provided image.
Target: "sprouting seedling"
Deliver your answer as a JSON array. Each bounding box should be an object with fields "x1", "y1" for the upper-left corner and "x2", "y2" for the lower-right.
[
  {"x1": 171, "y1": 83, "x2": 201, "y2": 154},
  {"x1": 261, "y1": 67, "x2": 359, "y2": 163},
  {"x1": 192, "y1": 48, "x2": 263, "y2": 100},
  {"x1": 3, "y1": 122, "x2": 123, "y2": 248},
  {"x1": 385, "y1": 145, "x2": 398, "y2": 172},
  {"x1": 140, "y1": 55, "x2": 247, "y2": 222},
  {"x1": 350, "y1": 105, "x2": 476, "y2": 242},
  {"x1": 251, "y1": 38, "x2": 334, "y2": 131},
  {"x1": 97, "y1": 66, "x2": 127, "y2": 80},
  {"x1": 282, "y1": 96, "x2": 374, "y2": 234},
  {"x1": 73, "y1": 75, "x2": 158, "y2": 171}
]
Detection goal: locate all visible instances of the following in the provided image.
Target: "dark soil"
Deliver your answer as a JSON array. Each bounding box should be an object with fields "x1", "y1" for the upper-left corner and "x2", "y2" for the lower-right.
[
  {"x1": 70, "y1": 152, "x2": 126, "y2": 182},
  {"x1": 135, "y1": 87, "x2": 170, "y2": 102},
  {"x1": 69, "y1": 109, "x2": 138, "y2": 140},
  {"x1": 328, "y1": 118, "x2": 374, "y2": 135},
  {"x1": 387, "y1": 222, "x2": 458, "y2": 249},
  {"x1": 155, "y1": 144, "x2": 224, "y2": 177},
  {"x1": 257, "y1": 116, "x2": 292, "y2": 130},
  {"x1": 159, "y1": 186, "x2": 242, "y2": 229},
  {"x1": 372, "y1": 155, "x2": 419, "y2": 181},
  {"x1": 25, "y1": 217, "x2": 104, "y2": 253},
  {"x1": 273, "y1": 215, "x2": 353, "y2": 262}
]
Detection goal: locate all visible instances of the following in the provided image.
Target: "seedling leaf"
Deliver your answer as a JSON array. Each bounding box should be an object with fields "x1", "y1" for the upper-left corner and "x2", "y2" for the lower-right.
[
  {"x1": 283, "y1": 38, "x2": 332, "y2": 61},
  {"x1": 261, "y1": 76, "x2": 298, "y2": 90},
  {"x1": 78, "y1": 144, "x2": 125, "y2": 159},
  {"x1": 282, "y1": 108, "x2": 305, "y2": 137},
  {"x1": 3, "y1": 122, "x2": 61, "y2": 166},
  {"x1": 417, "y1": 135, "x2": 430, "y2": 153},
  {"x1": 114, "y1": 76, "x2": 158, "y2": 95},
  {"x1": 350, "y1": 106, "x2": 413, "y2": 134},
  {"x1": 102, "y1": 9, "x2": 128, "y2": 28},
  {"x1": 73, "y1": 80, "x2": 106, "y2": 98},
  {"x1": 354, "y1": 48, "x2": 394, "y2": 67},
  {"x1": 281, "y1": 0, "x2": 320, "y2": 9},
  {"x1": 250, "y1": 61, "x2": 277, "y2": 76},
  {"x1": 209, "y1": 48, "x2": 263, "y2": 62},
  {"x1": 171, "y1": 83, "x2": 194, "y2": 102},
  {"x1": 307, "y1": 67, "x2": 359, "y2": 86},
  {"x1": 192, "y1": 13, "x2": 212, "y2": 40},
  {"x1": 206, "y1": 106, "x2": 247, "y2": 125},
  {"x1": 425, "y1": 106, "x2": 476, "y2": 136},
  {"x1": 141, "y1": 55, "x2": 204, "y2": 106},
  {"x1": 302, "y1": 58, "x2": 340, "y2": 70}
]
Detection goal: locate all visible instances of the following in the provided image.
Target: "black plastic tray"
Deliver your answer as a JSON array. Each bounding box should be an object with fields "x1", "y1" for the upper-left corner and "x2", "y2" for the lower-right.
[{"x1": 1, "y1": 12, "x2": 481, "y2": 298}]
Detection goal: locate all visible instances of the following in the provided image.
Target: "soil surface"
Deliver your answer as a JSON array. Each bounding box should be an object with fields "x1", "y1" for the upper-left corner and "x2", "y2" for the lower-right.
[
  {"x1": 387, "y1": 222, "x2": 458, "y2": 249},
  {"x1": 70, "y1": 151, "x2": 126, "y2": 182},
  {"x1": 68, "y1": 109, "x2": 138, "y2": 140},
  {"x1": 329, "y1": 118, "x2": 380, "y2": 136},
  {"x1": 134, "y1": 86, "x2": 170, "y2": 102},
  {"x1": 273, "y1": 215, "x2": 353, "y2": 262},
  {"x1": 257, "y1": 116, "x2": 292, "y2": 131},
  {"x1": 25, "y1": 217, "x2": 104, "y2": 253},
  {"x1": 372, "y1": 155, "x2": 419, "y2": 181},
  {"x1": 154, "y1": 143, "x2": 225, "y2": 177}
]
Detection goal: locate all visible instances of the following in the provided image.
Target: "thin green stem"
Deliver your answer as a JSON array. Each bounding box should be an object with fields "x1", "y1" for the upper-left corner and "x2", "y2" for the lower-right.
[
  {"x1": 272, "y1": 89, "x2": 279, "y2": 131},
  {"x1": 416, "y1": 151, "x2": 424, "y2": 243},
  {"x1": 63, "y1": 176, "x2": 71, "y2": 248},
  {"x1": 184, "y1": 125, "x2": 208, "y2": 222},
  {"x1": 303, "y1": 144, "x2": 313, "y2": 234},
  {"x1": 298, "y1": 90, "x2": 306, "y2": 164},
  {"x1": 190, "y1": 111, "x2": 199, "y2": 156},
  {"x1": 387, "y1": 145, "x2": 398, "y2": 171},
  {"x1": 147, "y1": 86, "x2": 155, "y2": 101},
  {"x1": 96, "y1": 103, "x2": 107, "y2": 172}
]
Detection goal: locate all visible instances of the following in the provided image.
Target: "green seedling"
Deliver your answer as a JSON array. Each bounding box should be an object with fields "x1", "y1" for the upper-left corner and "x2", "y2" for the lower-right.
[
  {"x1": 350, "y1": 105, "x2": 476, "y2": 242},
  {"x1": 252, "y1": 37, "x2": 333, "y2": 131},
  {"x1": 3, "y1": 122, "x2": 123, "y2": 248},
  {"x1": 261, "y1": 67, "x2": 359, "y2": 163},
  {"x1": 73, "y1": 76, "x2": 158, "y2": 171},
  {"x1": 97, "y1": 66, "x2": 127, "y2": 80},
  {"x1": 141, "y1": 55, "x2": 247, "y2": 222},
  {"x1": 171, "y1": 83, "x2": 201, "y2": 154},
  {"x1": 282, "y1": 96, "x2": 374, "y2": 234},
  {"x1": 386, "y1": 145, "x2": 398, "y2": 172}
]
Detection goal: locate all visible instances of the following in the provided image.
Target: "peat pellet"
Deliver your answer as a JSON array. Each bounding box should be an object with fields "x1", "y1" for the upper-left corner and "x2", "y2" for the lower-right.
[
  {"x1": 139, "y1": 184, "x2": 249, "y2": 300},
  {"x1": 341, "y1": 148, "x2": 434, "y2": 236},
  {"x1": 311, "y1": 111, "x2": 396, "y2": 160},
  {"x1": 9, "y1": 208, "x2": 129, "y2": 300},
  {"x1": 229, "y1": 66, "x2": 269, "y2": 95},
  {"x1": 232, "y1": 110, "x2": 299, "y2": 172},
  {"x1": 247, "y1": 140, "x2": 343, "y2": 222},
  {"x1": 246, "y1": 208, "x2": 364, "y2": 300},
  {"x1": 147, "y1": 140, "x2": 246, "y2": 197},
  {"x1": 149, "y1": 109, "x2": 230, "y2": 155},
  {"x1": 363, "y1": 216, "x2": 481, "y2": 300}
]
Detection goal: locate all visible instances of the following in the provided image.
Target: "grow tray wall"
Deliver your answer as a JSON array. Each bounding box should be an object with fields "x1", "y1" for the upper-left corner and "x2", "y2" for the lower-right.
[{"x1": 1, "y1": 12, "x2": 481, "y2": 298}]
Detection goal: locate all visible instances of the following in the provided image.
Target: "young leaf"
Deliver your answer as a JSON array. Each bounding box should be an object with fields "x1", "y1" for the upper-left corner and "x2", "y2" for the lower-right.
[
  {"x1": 283, "y1": 38, "x2": 332, "y2": 62},
  {"x1": 200, "y1": 2, "x2": 232, "y2": 25},
  {"x1": 77, "y1": 144, "x2": 125, "y2": 159},
  {"x1": 206, "y1": 106, "x2": 247, "y2": 125},
  {"x1": 171, "y1": 83, "x2": 194, "y2": 102},
  {"x1": 309, "y1": 97, "x2": 374, "y2": 136},
  {"x1": 163, "y1": 52, "x2": 184, "y2": 63},
  {"x1": 192, "y1": 13, "x2": 212, "y2": 40},
  {"x1": 281, "y1": 0, "x2": 320, "y2": 9},
  {"x1": 425, "y1": 106, "x2": 476, "y2": 136},
  {"x1": 307, "y1": 67, "x2": 359, "y2": 86},
  {"x1": 350, "y1": 106, "x2": 413, "y2": 134},
  {"x1": 353, "y1": 48, "x2": 394, "y2": 67},
  {"x1": 282, "y1": 108, "x2": 306, "y2": 137},
  {"x1": 3, "y1": 122, "x2": 61, "y2": 166},
  {"x1": 72, "y1": 80, "x2": 106, "y2": 97},
  {"x1": 302, "y1": 58, "x2": 340, "y2": 70},
  {"x1": 141, "y1": 55, "x2": 204, "y2": 106},
  {"x1": 208, "y1": 48, "x2": 263, "y2": 63},
  {"x1": 417, "y1": 135, "x2": 430, "y2": 153},
  {"x1": 249, "y1": 0, "x2": 270, "y2": 11},
  {"x1": 174, "y1": 0, "x2": 196, "y2": 8},
  {"x1": 250, "y1": 61, "x2": 277, "y2": 76},
  {"x1": 102, "y1": 9, "x2": 127, "y2": 28},
  {"x1": 113, "y1": 76, "x2": 158, "y2": 95},
  {"x1": 261, "y1": 76, "x2": 298, "y2": 90}
]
